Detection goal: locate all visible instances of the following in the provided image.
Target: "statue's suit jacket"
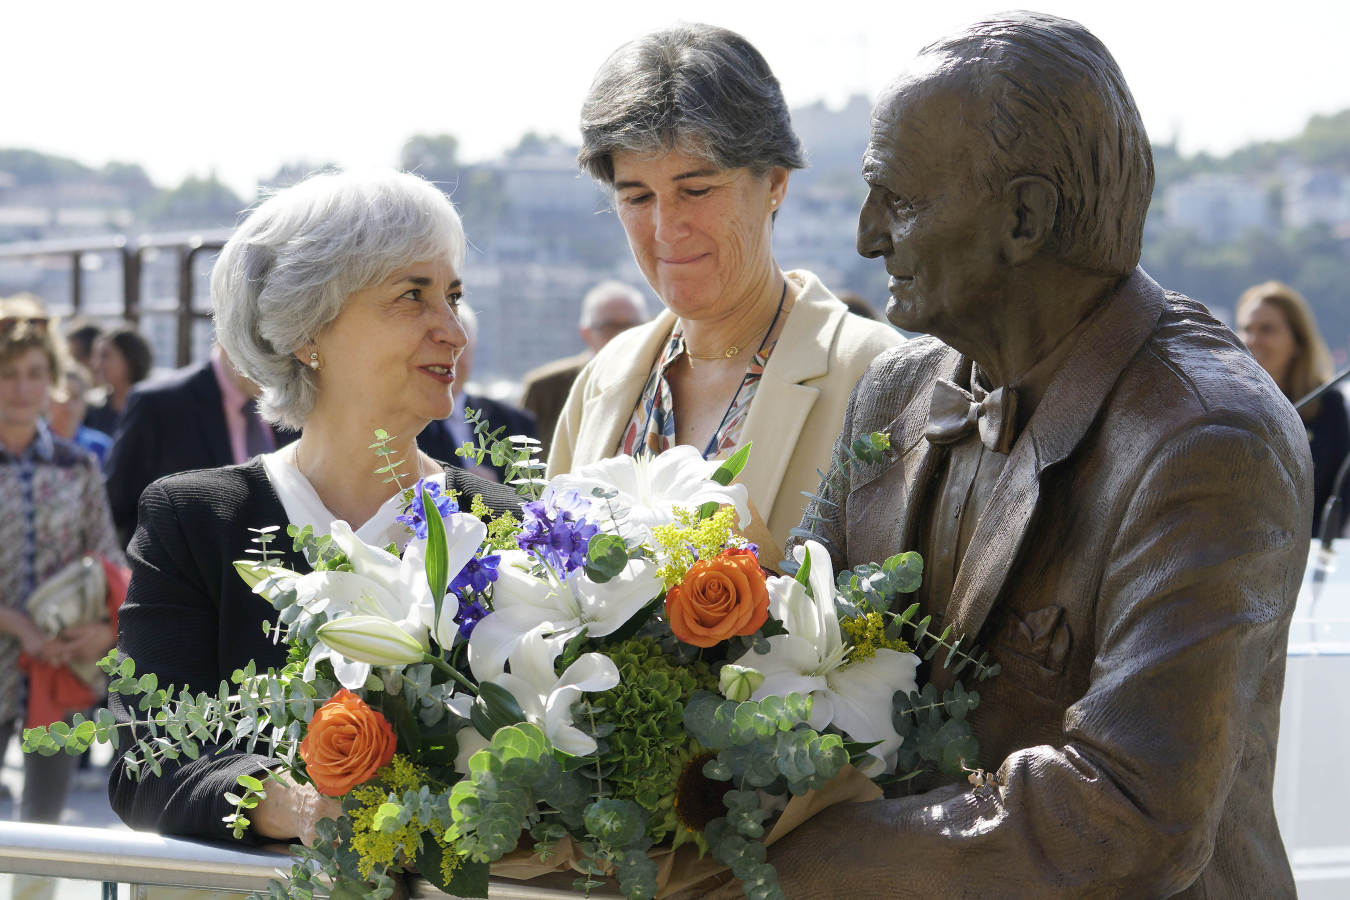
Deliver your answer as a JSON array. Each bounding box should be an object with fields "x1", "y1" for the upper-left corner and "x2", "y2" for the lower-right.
[{"x1": 787, "y1": 269, "x2": 1310, "y2": 898}]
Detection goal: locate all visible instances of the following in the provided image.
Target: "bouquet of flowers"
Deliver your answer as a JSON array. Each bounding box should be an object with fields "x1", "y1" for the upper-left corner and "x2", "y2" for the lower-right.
[{"x1": 25, "y1": 432, "x2": 997, "y2": 900}]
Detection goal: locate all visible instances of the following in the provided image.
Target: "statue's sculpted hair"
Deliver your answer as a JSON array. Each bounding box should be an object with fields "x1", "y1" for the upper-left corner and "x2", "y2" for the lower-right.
[{"x1": 921, "y1": 12, "x2": 1154, "y2": 275}]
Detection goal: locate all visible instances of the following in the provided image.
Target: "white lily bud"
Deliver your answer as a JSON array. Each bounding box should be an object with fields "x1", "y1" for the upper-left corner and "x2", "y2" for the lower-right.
[
  {"x1": 317, "y1": 615, "x2": 428, "y2": 666},
  {"x1": 233, "y1": 560, "x2": 297, "y2": 596},
  {"x1": 719, "y1": 664, "x2": 765, "y2": 702}
]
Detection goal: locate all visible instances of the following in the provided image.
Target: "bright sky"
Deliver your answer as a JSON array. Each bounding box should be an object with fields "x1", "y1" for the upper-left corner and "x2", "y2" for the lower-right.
[{"x1": 4, "y1": 0, "x2": 1344, "y2": 197}]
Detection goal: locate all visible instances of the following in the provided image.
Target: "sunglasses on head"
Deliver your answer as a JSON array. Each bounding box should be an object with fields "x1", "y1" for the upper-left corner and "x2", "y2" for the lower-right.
[{"x1": 0, "y1": 315, "x2": 50, "y2": 335}]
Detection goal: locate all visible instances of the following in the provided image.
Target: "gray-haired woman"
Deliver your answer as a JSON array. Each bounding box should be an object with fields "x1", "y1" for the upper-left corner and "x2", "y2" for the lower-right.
[
  {"x1": 548, "y1": 23, "x2": 903, "y2": 553},
  {"x1": 108, "y1": 169, "x2": 520, "y2": 847}
]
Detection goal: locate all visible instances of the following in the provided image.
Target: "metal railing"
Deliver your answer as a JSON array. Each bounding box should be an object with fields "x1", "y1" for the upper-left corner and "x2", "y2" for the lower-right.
[
  {"x1": 0, "y1": 821, "x2": 608, "y2": 898},
  {"x1": 0, "y1": 230, "x2": 230, "y2": 366}
]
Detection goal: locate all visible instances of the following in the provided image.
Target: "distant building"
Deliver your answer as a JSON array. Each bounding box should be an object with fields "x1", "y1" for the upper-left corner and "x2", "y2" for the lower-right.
[
  {"x1": 1163, "y1": 174, "x2": 1275, "y2": 242},
  {"x1": 1284, "y1": 169, "x2": 1350, "y2": 230}
]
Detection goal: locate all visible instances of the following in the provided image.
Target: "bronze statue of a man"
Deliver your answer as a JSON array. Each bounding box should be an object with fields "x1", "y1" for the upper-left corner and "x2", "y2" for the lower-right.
[{"x1": 763, "y1": 12, "x2": 1310, "y2": 898}]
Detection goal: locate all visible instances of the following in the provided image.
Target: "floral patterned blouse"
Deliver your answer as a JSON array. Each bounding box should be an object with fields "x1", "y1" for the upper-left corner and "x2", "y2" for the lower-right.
[
  {"x1": 619, "y1": 319, "x2": 778, "y2": 460},
  {"x1": 0, "y1": 422, "x2": 124, "y2": 725}
]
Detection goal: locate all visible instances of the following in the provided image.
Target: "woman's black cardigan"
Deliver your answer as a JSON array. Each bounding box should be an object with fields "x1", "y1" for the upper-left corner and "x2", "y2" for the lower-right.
[{"x1": 107, "y1": 459, "x2": 520, "y2": 843}]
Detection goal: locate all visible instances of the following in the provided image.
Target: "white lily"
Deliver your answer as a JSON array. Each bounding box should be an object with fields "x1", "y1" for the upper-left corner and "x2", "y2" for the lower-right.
[
  {"x1": 728, "y1": 540, "x2": 919, "y2": 775},
  {"x1": 467, "y1": 548, "x2": 660, "y2": 679},
  {"x1": 295, "y1": 516, "x2": 484, "y2": 689},
  {"x1": 546, "y1": 445, "x2": 751, "y2": 541},
  {"x1": 485, "y1": 630, "x2": 620, "y2": 757}
]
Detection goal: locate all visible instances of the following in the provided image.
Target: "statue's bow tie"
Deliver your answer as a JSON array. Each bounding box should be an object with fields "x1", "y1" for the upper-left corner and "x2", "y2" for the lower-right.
[{"x1": 925, "y1": 378, "x2": 1019, "y2": 454}]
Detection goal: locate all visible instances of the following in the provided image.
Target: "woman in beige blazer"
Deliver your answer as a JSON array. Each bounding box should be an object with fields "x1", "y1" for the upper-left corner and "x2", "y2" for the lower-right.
[{"x1": 547, "y1": 24, "x2": 902, "y2": 557}]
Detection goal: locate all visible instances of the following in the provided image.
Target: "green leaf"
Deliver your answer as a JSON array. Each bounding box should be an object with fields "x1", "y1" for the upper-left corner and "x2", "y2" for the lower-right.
[
  {"x1": 881, "y1": 551, "x2": 924, "y2": 594},
  {"x1": 794, "y1": 544, "x2": 813, "y2": 590},
  {"x1": 422, "y1": 485, "x2": 451, "y2": 636},
  {"x1": 470, "y1": 682, "x2": 527, "y2": 739},
  {"x1": 584, "y1": 533, "x2": 629, "y2": 583},
  {"x1": 418, "y1": 838, "x2": 488, "y2": 898},
  {"x1": 237, "y1": 774, "x2": 265, "y2": 792},
  {"x1": 371, "y1": 800, "x2": 407, "y2": 833},
  {"x1": 583, "y1": 797, "x2": 646, "y2": 846},
  {"x1": 710, "y1": 442, "x2": 752, "y2": 485}
]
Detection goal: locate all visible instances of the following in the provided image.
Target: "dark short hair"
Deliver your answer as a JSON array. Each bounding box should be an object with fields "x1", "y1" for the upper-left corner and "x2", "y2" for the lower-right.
[
  {"x1": 101, "y1": 323, "x2": 153, "y2": 384},
  {"x1": 63, "y1": 316, "x2": 103, "y2": 359},
  {"x1": 919, "y1": 12, "x2": 1154, "y2": 274},
  {"x1": 579, "y1": 23, "x2": 805, "y2": 185}
]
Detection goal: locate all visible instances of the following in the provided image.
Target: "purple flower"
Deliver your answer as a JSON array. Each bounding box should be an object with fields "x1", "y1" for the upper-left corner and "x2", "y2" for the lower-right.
[
  {"x1": 455, "y1": 600, "x2": 489, "y2": 639},
  {"x1": 450, "y1": 552, "x2": 500, "y2": 596},
  {"x1": 397, "y1": 478, "x2": 460, "y2": 539},
  {"x1": 516, "y1": 490, "x2": 600, "y2": 575}
]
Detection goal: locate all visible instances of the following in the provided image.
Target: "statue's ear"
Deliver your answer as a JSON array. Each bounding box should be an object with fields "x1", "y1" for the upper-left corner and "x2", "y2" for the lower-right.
[{"x1": 1002, "y1": 175, "x2": 1058, "y2": 265}]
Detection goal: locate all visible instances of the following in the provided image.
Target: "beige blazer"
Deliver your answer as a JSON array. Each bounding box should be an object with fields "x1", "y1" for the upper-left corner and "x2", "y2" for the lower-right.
[{"x1": 547, "y1": 269, "x2": 904, "y2": 554}]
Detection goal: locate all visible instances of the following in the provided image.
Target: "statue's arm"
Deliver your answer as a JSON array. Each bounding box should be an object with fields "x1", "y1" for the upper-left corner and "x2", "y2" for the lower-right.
[{"x1": 743, "y1": 423, "x2": 1306, "y2": 899}]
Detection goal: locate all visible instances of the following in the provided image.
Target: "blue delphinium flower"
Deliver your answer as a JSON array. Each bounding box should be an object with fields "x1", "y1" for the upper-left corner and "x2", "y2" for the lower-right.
[
  {"x1": 450, "y1": 552, "x2": 500, "y2": 596},
  {"x1": 397, "y1": 478, "x2": 460, "y2": 539},
  {"x1": 516, "y1": 489, "x2": 599, "y2": 575},
  {"x1": 455, "y1": 599, "x2": 489, "y2": 639}
]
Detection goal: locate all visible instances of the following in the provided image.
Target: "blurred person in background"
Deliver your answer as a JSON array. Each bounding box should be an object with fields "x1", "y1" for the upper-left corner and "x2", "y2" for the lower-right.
[
  {"x1": 103, "y1": 342, "x2": 299, "y2": 548},
  {"x1": 550, "y1": 23, "x2": 904, "y2": 552},
  {"x1": 520, "y1": 280, "x2": 649, "y2": 457},
  {"x1": 46, "y1": 362, "x2": 113, "y2": 468},
  {"x1": 109, "y1": 169, "x2": 519, "y2": 847},
  {"x1": 85, "y1": 322, "x2": 153, "y2": 434},
  {"x1": 0, "y1": 294, "x2": 125, "y2": 826},
  {"x1": 417, "y1": 302, "x2": 537, "y2": 482},
  {"x1": 62, "y1": 317, "x2": 103, "y2": 370},
  {"x1": 1237, "y1": 280, "x2": 1349, "y2": 537}
]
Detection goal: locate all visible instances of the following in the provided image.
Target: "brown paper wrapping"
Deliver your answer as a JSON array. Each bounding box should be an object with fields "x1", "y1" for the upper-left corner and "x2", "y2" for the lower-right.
[{"x1": 486, "y1": 763, "x2": 882, "y2": 897}]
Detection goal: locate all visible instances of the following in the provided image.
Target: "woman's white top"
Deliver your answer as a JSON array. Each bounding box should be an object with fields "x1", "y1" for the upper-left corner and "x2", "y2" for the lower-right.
[{"x1": 260, "y1": 447, "x2": 446, "y2": 551}]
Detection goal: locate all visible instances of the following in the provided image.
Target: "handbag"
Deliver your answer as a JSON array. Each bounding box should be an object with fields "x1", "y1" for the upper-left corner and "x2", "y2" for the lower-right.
[{"x1": 26, "y1": 555, "x2": 109, "y2": 685}]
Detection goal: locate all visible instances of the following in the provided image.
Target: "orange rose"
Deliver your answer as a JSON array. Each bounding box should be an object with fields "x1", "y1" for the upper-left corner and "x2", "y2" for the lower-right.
[
  {"x1": 666, "y1": 549, "x2": 770, "y2": 648},
  {"x1": 299, "y1": 688, "x2": 397, "y2": 796}
]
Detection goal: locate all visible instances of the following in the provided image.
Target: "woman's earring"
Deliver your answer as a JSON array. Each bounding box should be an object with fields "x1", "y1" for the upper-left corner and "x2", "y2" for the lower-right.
[{"x1": 309, "y1": 352, "x2": 320, "y2": 370}]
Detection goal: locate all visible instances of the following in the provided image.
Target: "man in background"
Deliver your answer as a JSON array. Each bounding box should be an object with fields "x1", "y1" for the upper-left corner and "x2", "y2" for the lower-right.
[
  {"x1": 103, "y1": 342, "x2": 296, "y2": 547},
  {"x1": 520, "y1": 280, "x2": 648, "y2": 456}
]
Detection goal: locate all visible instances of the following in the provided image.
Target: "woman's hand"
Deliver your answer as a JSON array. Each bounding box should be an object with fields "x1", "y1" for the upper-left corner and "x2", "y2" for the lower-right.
[
  {"x1": 0, "y1": 606, "x2": 55, "y2": 659},
  {"x1": 251, "y1": 769, "x2": 345, "y2": 846},
  {"x1": 54, "y1": 621, "x2": 117, "y2": 663}
]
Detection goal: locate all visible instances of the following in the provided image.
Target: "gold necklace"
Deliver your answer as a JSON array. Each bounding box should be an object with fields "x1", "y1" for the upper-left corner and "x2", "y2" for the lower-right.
[{"x1": 685, "y1": 280, "x2": 789, "y2": 364}]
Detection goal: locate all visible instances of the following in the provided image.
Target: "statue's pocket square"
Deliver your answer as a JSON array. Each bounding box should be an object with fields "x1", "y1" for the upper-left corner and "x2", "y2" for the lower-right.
[{"x1": 1002, "y1": 604, "x2": 1072, "y2": 674}]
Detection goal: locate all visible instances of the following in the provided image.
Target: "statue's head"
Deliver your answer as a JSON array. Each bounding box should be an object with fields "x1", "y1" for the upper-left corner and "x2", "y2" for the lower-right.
[{"x1": 858, "y1": 12, "x2": 1154, "y2": 337}]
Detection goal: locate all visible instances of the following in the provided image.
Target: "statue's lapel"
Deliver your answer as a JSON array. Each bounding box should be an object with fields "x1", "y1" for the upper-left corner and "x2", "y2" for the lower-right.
[
  {"x1": 944, "y1": 269, "x2": 1168, "y2": 641},
  {"x1": 850, "y1": 352, "x2": 963, "y2": 567}
]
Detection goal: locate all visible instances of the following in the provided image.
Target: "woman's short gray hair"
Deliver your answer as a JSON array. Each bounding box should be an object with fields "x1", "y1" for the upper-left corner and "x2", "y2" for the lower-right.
[
  {"x1": 578, "y1": 23, "x2": 805, "y2": 184},
  {"x1": 212, "y1": 169, "x2": 465, "y2": 429}
]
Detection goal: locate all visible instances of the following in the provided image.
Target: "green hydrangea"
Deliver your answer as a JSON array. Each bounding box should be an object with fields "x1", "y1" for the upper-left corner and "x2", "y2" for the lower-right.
[{"x1": 590, "y1": 636, "x2": 716, "y2": 842}]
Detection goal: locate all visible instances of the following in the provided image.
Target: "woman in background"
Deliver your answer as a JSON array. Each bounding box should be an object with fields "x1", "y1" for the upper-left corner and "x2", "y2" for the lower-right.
[
  {"x1": 86, "y1": 322, "x2": 153, "y2": 434},
  {"x1": 1237, "y1": 280, "x2": 1349, "y2": 536},
  {"x1": 0, "y1": 294, "x2": 124, "y2": 824}
]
